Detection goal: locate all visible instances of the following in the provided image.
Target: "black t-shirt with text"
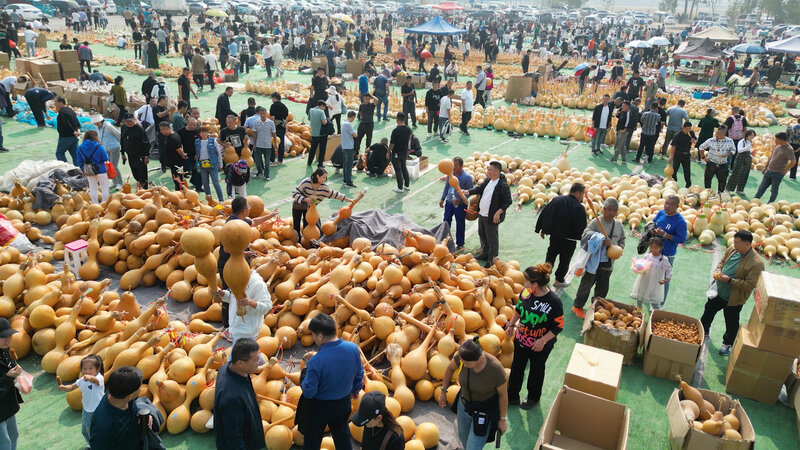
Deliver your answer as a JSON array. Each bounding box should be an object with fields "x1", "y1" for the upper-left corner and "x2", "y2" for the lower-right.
[{"x1": 219, "y1": 126, "x2": 247, "y2": 155}]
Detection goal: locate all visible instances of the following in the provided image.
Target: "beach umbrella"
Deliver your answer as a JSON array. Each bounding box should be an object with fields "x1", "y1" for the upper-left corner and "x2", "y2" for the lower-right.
[
  {"x1": 626, "y1": 40, "x2": 653, "y2": 48},
  {"x1": 647, "y1": 36, "x2": 671, "y2": 46},
  {"x1": 331, "y1": 13, "x2": 355, "y2": 24},
  {"x1": 206, "y1": 9, "x2": 228, "y2": 18},
  {"x1": 731, "y1": 43, "x2": 766, "y2": 54},
  {"x1": 573, "y1": 63, "x2": 590, "y2": 75}
]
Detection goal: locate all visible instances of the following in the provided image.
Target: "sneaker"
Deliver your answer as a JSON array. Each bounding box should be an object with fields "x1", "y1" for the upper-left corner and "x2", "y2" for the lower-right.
[
  {"x1": 520, "y1": 397, "x2": 538, "y2": 410},
  {"x1": 392, "y1": 187, "x2": 404, "y2": 193},
  {"x1": 610, "y1": 158, "x2": 617, "y2": 163},
  {"x1": 367, "y1": 173, "x2": 376, "y2": 177},
  {"x1": 0, "y1": 147, "x2": 8, "y2": 153},
  {"x1": 265, "y1": 176, "x2": 271, "y2": 181},
  {"x1": 718, "y1": 344, "x2": 732, "y2": 356},
  {"x1": 553, "y1": 280, "x2": 570, "y2": 288},
  {"x1": 403, "y1": 186, "x2": 410, "y2": 191},
  {"x1": 572, "y1": 307, "x2": 586, "y2": 319},
  {"x1": 633, "y1": 158, "x2": 640, "y2": 163},
  {"x1": 253, "y1": 173, "x2": 260, "y2": 179},
  {"x1": 344, "y1": 182, "x2": 356, "y2": 188}
]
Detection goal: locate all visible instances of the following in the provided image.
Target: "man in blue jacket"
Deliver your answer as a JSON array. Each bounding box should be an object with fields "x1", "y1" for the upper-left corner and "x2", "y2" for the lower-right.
[
  {"x1": 440, "y1": 157, "x2": 474, "y2": 250},
  {"x1": 358, "y1": 70, "x2": 369, "y2": 103},
  {"x1": 651, "y1": 195, "x2": 687, "y2": 307},
  {"x1": 214, "y1": 339, "x2": 265, "y2": 450}
]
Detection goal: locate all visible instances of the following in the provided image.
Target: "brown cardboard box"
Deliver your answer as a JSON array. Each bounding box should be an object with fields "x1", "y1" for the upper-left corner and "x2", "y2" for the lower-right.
[
  {"x1": 563, "y1": 343, "x2": 623, "y2": 401},
  {"x1": 535, "y1": 386, "x2": 628, "y2": 450},
  {"x1": 746, "y1": 307, "x2": 800, "y2": 357},
  {"x1": 323, "y1": 135, "x2": 342, "y2": 162},
  {"x1": 0, "y1": 53, "x2": 8, "y2": 70},
  {"x1": 725, "y1": 326, "x2": 794, "y2": 404},
  {"x1": 581, "y1": 298, "x2": 644, "y2": 364},
  {"x1": 346, "y1": 59, "x2": 364, "y2": 77},
  {"x1": 15, "y1": 58, "x2": 33, "y2": 76},
  {"x1": 35, "y1": 34, "x2": 47, "y2": 49},
  {"x1": 785, "y1": 359, "x2": 800, "y2": 408},
  {"x1": 53, "y1": 50, "x2": 79, "y2": 63},
  {"x1": 29, "y1": 60, "x2": 62, "y2": 82},
  {"x1": 59, "y1": 61, "x2": 82, "y2": 80},
  {"x1": 666, "y1": 388, "x2": 755, "y2": 450},
  {"x1": 418, "y1": 156, "x2": 429, "y2": 172},
  {"x1": 395, "y1": 74, "x2": 408, "y2": 86},
  {"x1": 505, "y1": 75, "x2": 533, "y2": 102},
  {"x1": 753, "y1": 272, "x2": 800, "y2": 331},
  {"x1": 642, "y1": 310, "x2": 704, "y2": 382},
  {"x1": 12, "y1": 81, "x2": 28, "y2": 96}
]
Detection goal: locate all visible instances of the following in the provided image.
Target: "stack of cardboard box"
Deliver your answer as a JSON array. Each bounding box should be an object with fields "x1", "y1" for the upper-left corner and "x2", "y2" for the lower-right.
[
  {"x1": 725, "y1": 272, "x2": 800, "y2": 404},
  {"x1": 29, "y1": 60, "x2": 61, "y2": 82},
  {"x1": 53, "y1": 50, "x2": 81, "y2": 80}
]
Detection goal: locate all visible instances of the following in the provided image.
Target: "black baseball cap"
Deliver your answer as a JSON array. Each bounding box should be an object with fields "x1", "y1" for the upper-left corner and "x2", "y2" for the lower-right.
[
  {"x1": 350, "y1": 391, "x2": 387, "y2": 427},
  {"x1": 0, "y1": 318, "x2": 18, "y2": 338}
]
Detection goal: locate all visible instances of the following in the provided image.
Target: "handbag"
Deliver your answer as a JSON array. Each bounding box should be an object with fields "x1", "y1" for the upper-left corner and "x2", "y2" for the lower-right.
[
  {"x1": 105, "y1": 161, "x2": 117, "y2": 179},
  {"x1": 321, "y1": 120, "x2": 335, "y2": 136}
]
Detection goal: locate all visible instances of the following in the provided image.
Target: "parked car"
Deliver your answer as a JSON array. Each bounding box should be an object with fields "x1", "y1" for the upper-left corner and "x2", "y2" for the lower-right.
[
  {"x1": 4, "y1": 4, "x2": 46, "y2": 21},
  {"x1": 761, "y1": 19, "x2": 774, "y2": 27},
  {"x1": 665, "y1": 15, "x2": 676, "y2": 25},
  {"x1": 50, "y1": 0, "x2": 81, "y2": 15},
  {"x1": 187, "y1": 1, "x2": 206, "y2": 14}
]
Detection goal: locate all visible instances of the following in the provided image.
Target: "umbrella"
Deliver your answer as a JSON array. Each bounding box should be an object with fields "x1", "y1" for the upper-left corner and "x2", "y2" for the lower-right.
[
  {"x1": 647, "y1": 36, "x2": 671, "y2": 46},
  {"x1": 731, "y1": 42, "x2": 766, "y2": 54},
  {"x1": 331, "y1": 13, "x2": 355, "y2": 24},
  {"x1": 206, "y1": 9, "x2": 228, "y2": 17},
  {"x1": 573, "y1": 63, "x2": 590, "y2": 75},
  {"x1": 626, "y1": 40, "x2": 653, "y2": 48}
]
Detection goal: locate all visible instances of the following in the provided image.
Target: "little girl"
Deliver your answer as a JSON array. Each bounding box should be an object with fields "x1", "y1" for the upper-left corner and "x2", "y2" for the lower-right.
[
  {"x1": 57, "y1": 355, "x2": 104, "y2": 447},
  {"x1": 226, "y1": 159, "x2": 250, "y2": 199},
  {"x1": 630, "y1": 238, "x2": 673, "y2": 311}
]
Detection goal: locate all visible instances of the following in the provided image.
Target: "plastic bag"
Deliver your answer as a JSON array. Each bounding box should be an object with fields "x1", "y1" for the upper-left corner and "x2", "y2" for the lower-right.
[
  {"x1": 14, "y1": 370, "x2": 33, "y2": 394},
  {"x1": 0, "y1": 214, "x2": 18, "y2": 246},
  {"x1": 631, "y1": 257, "x2": 652, "y2": 274},
  {"x1": 569, "y1": 247, "x2": 590, "y2": 277},
  {"x1": 706, "y1": 281, "x2": 718, "y2": 299}
]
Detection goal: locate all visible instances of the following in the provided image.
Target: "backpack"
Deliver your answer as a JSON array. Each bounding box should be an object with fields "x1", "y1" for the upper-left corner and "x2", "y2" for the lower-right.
[
  {"x1": 728, "y1": 115, "x2": 744, "y2": 140},
  {"x1": 158, "y1": 84, "x2": 166, "y2": 98},
  {"x1": 81, "y1": 145, "x2": 100, "y2": 176}
]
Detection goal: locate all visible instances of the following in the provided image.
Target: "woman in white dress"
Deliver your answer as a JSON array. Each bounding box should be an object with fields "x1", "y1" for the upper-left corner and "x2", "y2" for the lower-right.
[{"x1": 631, "y1": 238, "x2": 673, "y2": 311}]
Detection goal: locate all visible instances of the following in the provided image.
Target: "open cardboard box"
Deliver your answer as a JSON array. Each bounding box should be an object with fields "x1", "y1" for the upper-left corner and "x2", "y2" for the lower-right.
[
  {"x1": 752, "y1": 271, "x2": 800, "y2": 331},
  {"x1": 666, "y1": 388, "x2": 754, "y2": 450},
  {"x1": 563, "y1": 343, "x2": 623, "y2": 401},
  {"x1": 642, "y1": 310, "x2": 704, "y2": 382},
  {"x1": 725, "y1": 326, "x2": 794, "y2": 405},
  {"x1": 536, "y1": 386, "x2": 628, "y2": 450},
  {"x1": 581, "y1": 298, "x2": 644, "y2": 364}
]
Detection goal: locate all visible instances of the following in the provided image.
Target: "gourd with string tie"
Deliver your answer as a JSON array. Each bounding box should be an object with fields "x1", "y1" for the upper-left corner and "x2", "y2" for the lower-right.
[{"x1": 220, "y1": 219, "x2": 252, "y2": 318}]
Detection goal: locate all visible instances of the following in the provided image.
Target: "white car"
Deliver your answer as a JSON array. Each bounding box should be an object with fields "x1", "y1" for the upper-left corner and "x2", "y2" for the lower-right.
[
  {"x1": 665, "y1": 15, "x2": 676, "y2": 25},
  {"x1": 4, "y1": 4, "x2": 45, "y2": 21},
  {"x1": 102, "y1": 1, "x2": 117, "y2": 14}
]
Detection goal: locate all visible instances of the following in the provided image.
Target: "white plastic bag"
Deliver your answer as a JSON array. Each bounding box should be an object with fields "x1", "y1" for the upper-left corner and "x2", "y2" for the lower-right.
[
  {"x1": 705, "y1": 281, "x2": 718, "y2": 299},
  {"x1": 568, "y1": 247, "x2": 590, "y2": 279}
]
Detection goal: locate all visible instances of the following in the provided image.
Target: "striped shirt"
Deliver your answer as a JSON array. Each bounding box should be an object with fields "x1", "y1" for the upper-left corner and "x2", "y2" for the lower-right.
[
  {"x1": 292, "y1": 178, "x2": 346, "y2": 208},
  {"x1": 639, "y1": 111, "x2": 661, "y2": 136},
  {"x1": 699, "y1": 137, "x2": 735, "y2": 164}
]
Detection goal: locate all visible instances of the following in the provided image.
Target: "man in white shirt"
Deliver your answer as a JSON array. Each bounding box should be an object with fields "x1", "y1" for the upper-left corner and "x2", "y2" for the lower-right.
[
  {"x1": 460, "y1": 81, "x2": 474, "y2": 136},
  {"x1": 24, "y1": 26, "x2": 38, "y2": 58},
  {"x1": 262, "y1": 41, "x2": 274, "y2": 77},
  {"x1": 244, "y1": 106, "x2": 277, "y2": 181},
  {"x1": 204, "y1": 49, "x2": 218, "y2": 91},
  {"x1": 272, "y1": 38, "x2": 284, "y2": 77},
  {"x1": 462, "y1": 161, "x2": 512, "y2": 267},
  {"x1": 219, "y1": 270, "x2": 272, "y2": 363},
  {"x1": 438, "y1": 89, "x2": 454, "y2": 144},
  {"x1": 0, "y1": 75, "x2": 23, "y2": 116}
]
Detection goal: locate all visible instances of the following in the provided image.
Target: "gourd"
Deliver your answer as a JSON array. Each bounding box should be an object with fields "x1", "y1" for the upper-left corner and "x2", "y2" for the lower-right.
[
  {"x1": 321, "y1": 190, "x2": 364, "y2": 236},
  {"x1": 400, "y1": 321, "x2": 437, "y2": 382},
  {"x1": 188, "y1": 332, "x2": 223, "y2": 367},
  {"x1": 102, "y1": 328, "x2": 148, "y2": 372},
  {"x1": 119, "y1": 248, "x2": 174, "y2": 290},
  {"x1": 302, "y1": 197, "x2": 321, "y2": 245},
  {"x1": 167, "y1": 355, "x2": 196, "y2": 384},
  {"x1": 681, "y1": 399, "x2": 699, "y2": 421},
  {"x1": 78, "y1": 221, "x2": 101, "y2": 280},
  {"x1": 122, "y1": 297, "x2": 165, "y2": 340},
  {"x1": 265, "y1": 425, "x2": 293, "y2": 450},
  {"x1": 723, "y1": 408, "x2": 740, "y2": 431},
  {"x1": 42, "y1": 303, "x2": 83, "y2": 373},
  {"x1": 220, "y1": 220, "x2": 252, "y2": 318},
  {"x1": 180, "y1": 227, "x2": 220, "y2": 302},
  {"x1": 676, "y1": 375, "x2": 710, "y2": 420},
  {"x1": 138, "y1": 341, "x2": 176, "y2": 380},
  {"x1": 415, "y1": 422, "x2": 440, "y2": 449},
  {"x1": 167, "y1": 358, "x2": 212, "y2": 434},
  {"x1": 108, "y1": 335, "x2": 159, "y2": 375},
  {"x1": 386, "y1": 343, "x2": 415, "y2": 413},
  {"x1": 110, "y1": 291, "x2": 141, "y2": 319}
]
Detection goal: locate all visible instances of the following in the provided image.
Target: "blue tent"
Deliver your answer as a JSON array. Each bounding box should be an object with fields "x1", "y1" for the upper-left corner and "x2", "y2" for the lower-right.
[{"x1": 404, "y1": 16, "x2": 466, "y2": 35}]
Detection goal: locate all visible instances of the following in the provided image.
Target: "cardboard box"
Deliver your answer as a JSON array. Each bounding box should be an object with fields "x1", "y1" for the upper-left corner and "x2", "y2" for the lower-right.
[
  {"x1": 59, "y1": 61, "x2": 82, "y2": 80},
  {"x1": 346, "y1": 59, "x2": 364, "y2": 77},
  {"x1": 746, "y1": 307, "x2": 800, "y2": 357},
  {"x1": 581, "y1": 298, "x2": 644, "y2": 364},
  {"x1": 53, "y1": 50, "x2": 79, "y2": 63},
  {"x1": 29, "y1": 60, "x2": 62, "y2": 82},
  {"x1": 753, "y1": 272, "x2": 800, "y2": 331},
  {"x1": 642, "y1": 310, "x2": 704, "y2": 382},
  {"x1": 785, "y1": 359, "x2": 800, "y2": 408},
  {"x1": 418, "y1": 155, "x2": 429, "y2": 172},
  {"x1": 725, "y1": 326, "x2": 794, "y2": 404},
  {"x1": 12, "y1": 80, "x2": 28, "y2": 96},
  {"x1": 563, "y1": 343, "x2": 623, "y2": 401},
  {"x1": 505, "y1": 75, "x2": 533, "y2": 102},
  {"x1": 0, "y1": 53, "x2": 8, "y2": 70},
  {"x1": 35, "y1": 34, "x2": 47, "y2": 49},
  {"x1": 666, "y1": 388, "x2": 755, "y2": 450},
  {"x1": 535, "y1": 386, "x2": 628, "y2": 450},
  {"x1": 323, "y1": 135, "x2": 342, "y2": 162},
  {"x1": 15, "y1": 58, "x2": 32, "y2": 75}
]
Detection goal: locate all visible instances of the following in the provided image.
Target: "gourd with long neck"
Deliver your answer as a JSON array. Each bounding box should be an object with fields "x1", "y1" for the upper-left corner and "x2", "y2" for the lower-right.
[
  {"x1": 121, "y1": 297, "x2": 165, "y2": 340},
  {"x1": 100, "y1": 328, "x2": 147, "y2": 372},
  {"x1": 41, "y1": 302, "x2": 83, "y2": 373},
  {"x1": 108, "y1": 335, "x2": 160, "y2": 375},
  {"x1": 321, "y1": 190, "x2": 365, "y2": 236},
  {"x1": 220, "y1": 220, "x2": 252, "y2": 318},
  {"x1": 302, "y1": 196, "x2": 321, "y2": 245},
  {"x1": 167, "y1": 357, "x2": 212, "y2": 434},
  {"x1": 120, "y1": 247, "x2": 175, "y2": 290},
  {"x1": 387, "y1": 343, "x2": 416, "y2": 413}
]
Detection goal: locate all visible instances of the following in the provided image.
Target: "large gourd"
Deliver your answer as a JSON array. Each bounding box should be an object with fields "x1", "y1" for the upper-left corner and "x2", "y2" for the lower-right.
[
  {"x1": 321, "y1": 191, "x2": 364, "y2": 236},
  {"x1": 180, "y1": 227, "x2": 220, "y2": 302},
  {"x1": 78, "y1": 220, "x2": 101, "y2": 280},
  {"x1": 220, "y1": 220, "x2": 252, "y2": 318}
]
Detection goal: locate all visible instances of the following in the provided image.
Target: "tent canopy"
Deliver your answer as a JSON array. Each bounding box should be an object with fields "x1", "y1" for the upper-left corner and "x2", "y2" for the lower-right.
[
  {"x1": 688, "y1": 25, "x2": 739, "y2": 43},
  {"x1": 674, "y1": 38, "x2": 726, "y2": 61},
  {"x1": 765, "y1": 34, "x2": 800, "y2": 54},
  {"x1": 432, "y1": 1, "x2": 464, "y2": 11},
  {"x1": 404, "y1": 15, "x2": 467, "y2": 35}
]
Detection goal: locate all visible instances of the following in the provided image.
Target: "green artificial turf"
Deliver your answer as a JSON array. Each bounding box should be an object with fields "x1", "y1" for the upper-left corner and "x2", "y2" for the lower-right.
[{"x1": 4, "y1": 39, "x2": 800, "y2": 450}]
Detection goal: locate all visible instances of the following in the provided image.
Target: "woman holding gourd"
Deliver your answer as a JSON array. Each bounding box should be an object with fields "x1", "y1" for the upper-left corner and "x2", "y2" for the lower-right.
[
  {"x1": 505, "y1": 263, "x2": 564, "y2": 409},
  {"x1": 291, "y1": 168, "x2": 352, "y2": 239},
  {"x1": 439, "y1": 338, "x2": 508, "y2": 449}
]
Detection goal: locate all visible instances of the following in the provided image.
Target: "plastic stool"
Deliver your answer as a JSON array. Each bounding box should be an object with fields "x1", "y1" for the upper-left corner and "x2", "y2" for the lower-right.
[{"x1": 64, "y1": 239, "x2": 89, "y2": 277}]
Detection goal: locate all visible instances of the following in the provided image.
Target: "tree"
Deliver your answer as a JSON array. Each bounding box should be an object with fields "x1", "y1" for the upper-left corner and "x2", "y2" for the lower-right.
[{"x1": 659, "y1": 0, "x2": 678, "y2": 12}]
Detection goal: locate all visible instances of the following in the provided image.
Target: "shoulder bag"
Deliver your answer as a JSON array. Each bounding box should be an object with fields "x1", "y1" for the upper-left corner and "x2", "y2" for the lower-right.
[{"x1": 81, "y1": 146, "x2": 100, "y2": 176}]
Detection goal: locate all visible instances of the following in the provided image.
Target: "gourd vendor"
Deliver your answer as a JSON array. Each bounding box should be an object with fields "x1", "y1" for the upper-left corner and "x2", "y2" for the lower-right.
[{"x1": 291, "y1": 168, "x2": 353, "y2": 240}]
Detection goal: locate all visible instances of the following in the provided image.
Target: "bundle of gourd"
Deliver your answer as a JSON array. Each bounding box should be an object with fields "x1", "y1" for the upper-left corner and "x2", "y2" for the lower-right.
[
  {"x1": 591, "y1": 298, "x2": 643, "y2": 331},
  {"x1": 676, "y1": 376, "x2": 744, "y2": 441}
]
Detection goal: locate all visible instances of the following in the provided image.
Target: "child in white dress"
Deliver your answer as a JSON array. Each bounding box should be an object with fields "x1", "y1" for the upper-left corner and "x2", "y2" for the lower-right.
[{"x1": 631, "y1": 238, "x2": 673, "y2": 311}]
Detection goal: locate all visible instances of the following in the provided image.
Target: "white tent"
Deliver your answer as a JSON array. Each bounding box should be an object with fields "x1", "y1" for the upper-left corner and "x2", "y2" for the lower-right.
[
  {"x1": 765, "y1": 34, "x2": 800, "y2": 54},
  {"x1": 688, "y1": 25, "x2": 739, "y2": 43}
]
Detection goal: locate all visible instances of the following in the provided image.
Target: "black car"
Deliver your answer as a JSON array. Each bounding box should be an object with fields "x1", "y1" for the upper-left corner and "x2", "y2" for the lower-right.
[{"x1": 50, "y1": 0, "x2": 81, "y2": 15}]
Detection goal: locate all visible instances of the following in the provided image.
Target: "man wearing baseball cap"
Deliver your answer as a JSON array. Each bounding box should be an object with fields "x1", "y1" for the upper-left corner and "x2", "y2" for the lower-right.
[
  {"x1": 350, "y1": 392, "x2": 404, "y2": 450},
  {"x1": 0, "y1": 317, "x2": 23, "y2": 450}
]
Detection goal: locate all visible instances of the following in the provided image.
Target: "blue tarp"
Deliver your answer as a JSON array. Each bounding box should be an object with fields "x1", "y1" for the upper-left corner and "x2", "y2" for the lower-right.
[{"x1": 404, "y1": 16, "x2": 466, "y2": 36}]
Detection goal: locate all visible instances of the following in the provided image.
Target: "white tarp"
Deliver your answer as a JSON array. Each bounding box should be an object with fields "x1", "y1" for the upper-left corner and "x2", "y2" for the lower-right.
[
  {"x1": 0, "y1": 160, "x2": 78, "y2": 192},
  {"x1": 766, "y1": 34, "x2": 800, "y2": 54}
]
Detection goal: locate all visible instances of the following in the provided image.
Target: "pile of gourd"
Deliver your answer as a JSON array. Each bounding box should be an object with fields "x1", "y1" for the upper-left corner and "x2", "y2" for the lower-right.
[
  {"x1": 677, "y1": 376, "x2": 744, "y2": 441},
  {"x1": 244, "y1": 80, "x2": 310, "y2": 105},
  {"x1": 460, "y1": 151, "x2": 800, "y2": 262}
]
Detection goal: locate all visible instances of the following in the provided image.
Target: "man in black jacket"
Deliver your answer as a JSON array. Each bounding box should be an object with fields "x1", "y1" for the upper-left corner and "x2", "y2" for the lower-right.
[
  {"x1": 120, "y1": 113, "x2": 150, "y2": 189},
  {"x1": 55, "y1": 97, "x2": 80, "y2": 164},
  {"x1": 590, "y1": 94, "x2": 613, "y2": 156},
  {"x1": 463, "y1": 160, "x2": 512, "y2": 268},
  {"x1": 215, "y1": 86, "x2": 236, "y2": 126},
  {"x1": 214, "y1": 338, "x2": 265, "y2": 450},
  {"x1": 425, "y1": 80, "x2": 442, "y2": 136},
  {"x1": 535, "y1": 182, "x2": 587, "y2": 286},
  {"x1": 141, "y1": 70, "x2": 157, "y2": 103}
]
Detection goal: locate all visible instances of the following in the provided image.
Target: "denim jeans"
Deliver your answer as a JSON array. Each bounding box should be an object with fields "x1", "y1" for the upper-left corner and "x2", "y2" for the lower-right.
[
  {"x1": 81, "y1": 411, "x2": 93, "y2": 445},
  {"x1": 754, "y1": 170, "x2": 784, "y2": 203},
  {"x1": 376, "y1": 95, "x2": 389, "y2": 120},
  {"x1": 661, "y1": 255, "x2": 675, "y2": 307},
  {"x1": 199, "y1": 166, "x2": 224, "y2": 201},
  {"x1": 253, "y1": 146, "x2": 270, "y2": 178},
  {"x1": 56, "y1": 136, "x2": 78, "y2": 164},
  {"x1": 443, "y1": 202, "x2": 466, "y2": 246},
  {"x1": 342, "y1": 147, "x2": 354, "y2": 184},
  {"x1": 590, "y1": 128, "x2": 608, "y2": 153},
  {"x1": 457, "y1": 400, "x2": 492, "y2": 450},
  {"x1": 0, "y1": 415, "x2": 18, "y2": 450}
]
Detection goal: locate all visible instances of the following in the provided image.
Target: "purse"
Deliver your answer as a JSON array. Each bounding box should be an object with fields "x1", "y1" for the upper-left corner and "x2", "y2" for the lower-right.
[{"x1": 321, "y1": 120, "x2": 335, "y2": 136}]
